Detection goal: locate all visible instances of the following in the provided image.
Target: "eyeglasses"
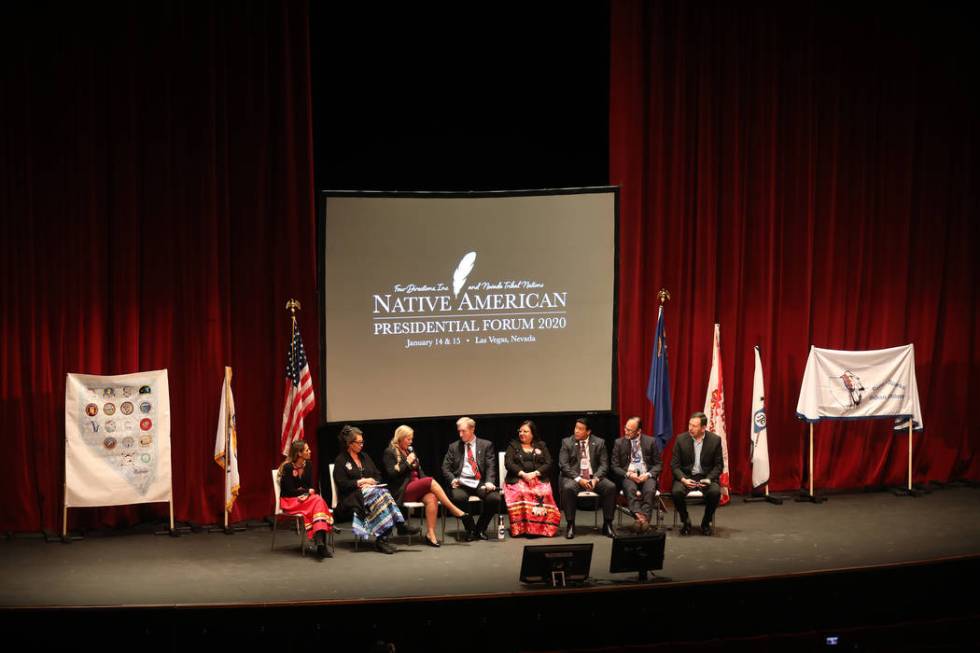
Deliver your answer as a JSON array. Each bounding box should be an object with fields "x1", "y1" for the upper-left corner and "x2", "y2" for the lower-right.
[{"x1": 353, "y1": 440, "x2": 364, "y2": 446}]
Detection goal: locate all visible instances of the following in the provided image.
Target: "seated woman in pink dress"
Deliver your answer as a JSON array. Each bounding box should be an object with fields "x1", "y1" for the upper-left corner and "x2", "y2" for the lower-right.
[
  {"x1": 383, "y1": 425, "x2": 474, "y2": 547},
  {"x1": 503, "y1": 420, "x2": 561, "y2": 537},
  {"x1": 278, "y1": 439, "x2": 334, "y2": 558}
]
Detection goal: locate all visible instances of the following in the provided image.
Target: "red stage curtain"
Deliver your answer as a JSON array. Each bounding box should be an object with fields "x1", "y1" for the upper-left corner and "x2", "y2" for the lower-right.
[
  {"x1": 611, "y1": 1, "x2": 979, "y2": 493},
  {"x1": 0, "y1": 2, "x2": 319, "y2": 531}
]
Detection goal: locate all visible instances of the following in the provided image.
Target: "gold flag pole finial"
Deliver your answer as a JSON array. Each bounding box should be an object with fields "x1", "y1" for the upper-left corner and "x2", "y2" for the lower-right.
[
  {"x1": 285, "y1": 299, "x2": 301, "y2": 324},
  {"x1": 657, "y1": 289, "x2": 671, "y2": 305}
]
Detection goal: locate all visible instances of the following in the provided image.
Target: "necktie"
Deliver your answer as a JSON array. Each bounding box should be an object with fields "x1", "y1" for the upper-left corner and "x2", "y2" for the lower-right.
[
  {"x1": 579, "y1": 440, "x2": 591, "y2": 480},
  {"x1": 467, "y1": 443, "x2": 481, "y2": 480}
]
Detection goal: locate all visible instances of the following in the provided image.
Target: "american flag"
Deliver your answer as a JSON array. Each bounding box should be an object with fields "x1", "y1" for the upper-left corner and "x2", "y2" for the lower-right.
[{"x1": 280, "y1": 320, "x2": 315, "y2": 455}]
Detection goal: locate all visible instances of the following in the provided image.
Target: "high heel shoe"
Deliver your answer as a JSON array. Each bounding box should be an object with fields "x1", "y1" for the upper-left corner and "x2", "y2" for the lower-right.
[{"x1": 424, "y1": 533, "x2": 441, "y2": 548}]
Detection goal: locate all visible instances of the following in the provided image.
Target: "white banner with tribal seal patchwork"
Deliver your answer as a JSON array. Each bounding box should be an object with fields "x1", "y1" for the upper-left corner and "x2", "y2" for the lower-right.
[{"x1": 65, "y1": 369, "x2": 173, "y2": 507}]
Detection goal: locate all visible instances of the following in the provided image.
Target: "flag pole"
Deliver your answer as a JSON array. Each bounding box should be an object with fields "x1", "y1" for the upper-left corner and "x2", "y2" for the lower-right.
[
  {"x1": 284, "y1": 299, "x2": 301, "y2": 457},
  {"x1": 224, "y1": 366, "x2": 232, "y2": 531},
  {"x1": 286, "y1": 299, "x2": 301, "y2": 337},
  {"x1": 907, "y1": 420, "x2": 912, "y2": 491},
  {"x1": 796, "y1": 422, "x2": 826, "y2": 503},
  {"x1": 62, "y1": 483, "x2": 69, "y2": 541}
]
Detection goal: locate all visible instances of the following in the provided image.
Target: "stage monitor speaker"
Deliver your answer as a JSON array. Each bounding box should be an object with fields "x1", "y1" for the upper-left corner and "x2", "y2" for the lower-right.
[
  {"x1": 519, "y1": 542, "x2": 593, "y2": 587},
  {"x1": 609, "y1": 531, "x2": 665, "y2": 581}
]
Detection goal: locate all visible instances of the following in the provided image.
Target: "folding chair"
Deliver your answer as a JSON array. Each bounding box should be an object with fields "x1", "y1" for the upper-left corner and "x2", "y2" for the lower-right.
[{"x1": 271, "y1": 469, "x2": 305, "y2": 556}]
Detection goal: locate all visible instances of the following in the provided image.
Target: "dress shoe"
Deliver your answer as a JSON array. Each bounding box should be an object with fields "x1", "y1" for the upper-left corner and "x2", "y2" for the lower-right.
[
  {"x1": 375, "y1": 537, "x2": 397, "y2": 554},
  {"x1": 475, "y1": 530, "x2": 489, "y2": 541},
  {"x1": 424, "y1": 534, "x2": 441, "y2": 548},
  {"x1": 602, "y1": 521, "x2": 616, "y2": 538},
  {"x1": 701, "y1": 524, "x2": 713, "y2": 537},
  {"x1": 680, "y1": 521, "x2": 692, "y2": 536},
  {"x1": 396, "y1": 523, "x2": 420, "y2": 536},
  {"x1": 565, "y1": 524, "x2": 575, "y2": 539}
]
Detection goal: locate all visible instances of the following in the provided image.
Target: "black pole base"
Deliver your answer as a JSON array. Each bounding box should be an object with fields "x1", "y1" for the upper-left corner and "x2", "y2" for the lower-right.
[
  {"x1": 208, "y1": 523, "x2": 247, "y2": 534},
  {"x1": 155, "y1": 522, "x2": 192, "y2": 537},
  {"x1": 743, "y1": 495, "x2": 786, "y2": 505},
  {"x1": 891, "y1": 485, "x2": 928, "y2": 497},
  {"x1": 44, "y1": 529, "x2": 83, "y2": 543},
  {"x1": 795, "y1": 492, "x2": 827, "y2": 504}
]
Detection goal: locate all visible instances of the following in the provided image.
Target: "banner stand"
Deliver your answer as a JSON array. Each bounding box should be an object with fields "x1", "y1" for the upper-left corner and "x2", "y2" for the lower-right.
[
  {"x1": 795, "y1": 424, "x2": 827, "y2": 504},
  {"x1": 64, "y1": 501, "x2": 186, "y2": 539},
  {"x1": 151, "y1": 501, "x2": 191, "y2": 537},
  {"x1": 891, "y1": 421, "x2": 928, "y2": 497}
]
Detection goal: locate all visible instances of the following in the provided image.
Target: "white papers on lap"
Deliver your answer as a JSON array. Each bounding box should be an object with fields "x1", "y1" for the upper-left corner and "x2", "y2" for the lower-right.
[{"x1": 796, "y1": 345, "x2": 923, "y2": 431}]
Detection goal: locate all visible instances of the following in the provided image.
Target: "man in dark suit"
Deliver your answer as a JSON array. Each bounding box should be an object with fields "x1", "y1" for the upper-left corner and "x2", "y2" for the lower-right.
[
  {"x1": 611, "y1": 416, "x2": 662, "y2": 532},
  {"x1": 442, "y1": 416, "x2": 500, "y2": 540},
  {"x1": 671, "y1": 411, "x2": 723, "y2": 536},
  {"x1": 558, "y1": 417, "x2": 617, "y2": 539}
]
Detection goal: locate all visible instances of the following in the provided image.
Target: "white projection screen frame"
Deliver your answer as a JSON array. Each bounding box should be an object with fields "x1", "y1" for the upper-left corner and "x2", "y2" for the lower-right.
[{"x1": 322, "y1": 188, "x2": 618, "y2": 422}]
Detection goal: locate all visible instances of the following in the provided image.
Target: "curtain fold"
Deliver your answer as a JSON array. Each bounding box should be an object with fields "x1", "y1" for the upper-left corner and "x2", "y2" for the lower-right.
[
  {"x1": 0, "y1": 1, "x2": 318, "y2": 531},
  {"x1": 611, "y1": 1, "x2": 979, "y2": 493}
]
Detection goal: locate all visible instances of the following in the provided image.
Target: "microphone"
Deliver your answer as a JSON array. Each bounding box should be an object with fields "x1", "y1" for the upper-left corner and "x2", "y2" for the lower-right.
[{"x1": 408, "y1": 446, "x2": 419, "y2": 468}]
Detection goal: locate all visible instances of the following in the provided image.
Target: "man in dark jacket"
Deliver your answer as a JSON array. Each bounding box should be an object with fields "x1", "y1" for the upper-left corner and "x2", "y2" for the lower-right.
[{"x1": 671, "y1": 412, "x2": 723, "y2": 536}]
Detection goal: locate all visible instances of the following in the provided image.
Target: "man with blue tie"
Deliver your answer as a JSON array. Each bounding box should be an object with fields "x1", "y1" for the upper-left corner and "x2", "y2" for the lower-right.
[
  {"x1": 558, "y1": 417, "x2": 617, "y2": 539},
  {"x1": 671, "y1": 412, "x2": 723, "y2": 536},
  {"x1": 611, "y1": 416, "x2": 662, "y2": 532}
]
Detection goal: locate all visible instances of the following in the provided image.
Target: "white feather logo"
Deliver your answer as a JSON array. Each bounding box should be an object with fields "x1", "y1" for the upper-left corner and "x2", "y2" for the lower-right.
[{"x1": 452, "y1": 252, "x2": 477, "y2": 298}]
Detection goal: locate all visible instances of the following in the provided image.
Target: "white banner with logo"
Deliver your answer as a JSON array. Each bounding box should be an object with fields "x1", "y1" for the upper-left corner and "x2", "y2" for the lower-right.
[
  {"x1": 796, "y1": 345, "x2": 923, "y2": 430},
  {"x1": 65, "y1": 369, "x2": 173, "y2": 507}
]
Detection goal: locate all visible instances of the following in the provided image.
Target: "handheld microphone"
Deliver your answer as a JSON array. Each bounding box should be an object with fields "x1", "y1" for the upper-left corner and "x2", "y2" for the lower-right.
[{"x1": 408, "y1": 446, "x2": 418, "y2": 467}]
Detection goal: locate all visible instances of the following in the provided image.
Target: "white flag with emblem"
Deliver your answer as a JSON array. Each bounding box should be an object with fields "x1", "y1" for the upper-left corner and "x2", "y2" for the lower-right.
[
  {"x1": 750, "y1": 346, "x2": 770, "y2": 488},
  {"x1": 796, "y1": 344, "x2": 923, "y2": 430}
]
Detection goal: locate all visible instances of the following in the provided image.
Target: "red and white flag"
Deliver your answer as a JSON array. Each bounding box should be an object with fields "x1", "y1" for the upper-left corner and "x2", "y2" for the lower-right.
[
  {"x1": 280, "y1": 319, "x2": 315, "y2": 456},
  {"x1": 703, "y1": 323, "x2": 731, "y2": 505}
]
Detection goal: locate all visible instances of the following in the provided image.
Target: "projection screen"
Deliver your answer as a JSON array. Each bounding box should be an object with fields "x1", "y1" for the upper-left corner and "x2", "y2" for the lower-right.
[{"x1": 322, "y1": 188, "x2": 617, "y2": 422}]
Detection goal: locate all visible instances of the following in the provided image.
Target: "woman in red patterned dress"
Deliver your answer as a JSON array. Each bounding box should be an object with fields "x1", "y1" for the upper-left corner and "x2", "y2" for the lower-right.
[{"x1": 278, "y1": 440, "x2": 334, "y2": 558}]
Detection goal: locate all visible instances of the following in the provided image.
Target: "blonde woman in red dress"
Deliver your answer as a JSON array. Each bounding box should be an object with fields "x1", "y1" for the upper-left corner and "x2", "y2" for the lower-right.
[{"x1": 383, "y1": 424, "x2": 475, "y2": 547}]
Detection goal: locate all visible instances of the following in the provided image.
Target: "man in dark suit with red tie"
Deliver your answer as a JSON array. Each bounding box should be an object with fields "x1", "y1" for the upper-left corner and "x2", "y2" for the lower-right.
[
  {"x1": 442, "y1": 416, "x2": 500, "y2": 541},
  {"x1": 671, "y1": 411, "x2": 723, "y2": 536},
  {"x1": 558, "y1": 417, "x2": 617, "y2": 539}
]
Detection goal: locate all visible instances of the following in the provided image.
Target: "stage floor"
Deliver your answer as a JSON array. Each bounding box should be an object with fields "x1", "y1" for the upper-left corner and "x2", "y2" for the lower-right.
[{"x1": 2, "y1": 486, "x2": 979, "y2": 608}]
